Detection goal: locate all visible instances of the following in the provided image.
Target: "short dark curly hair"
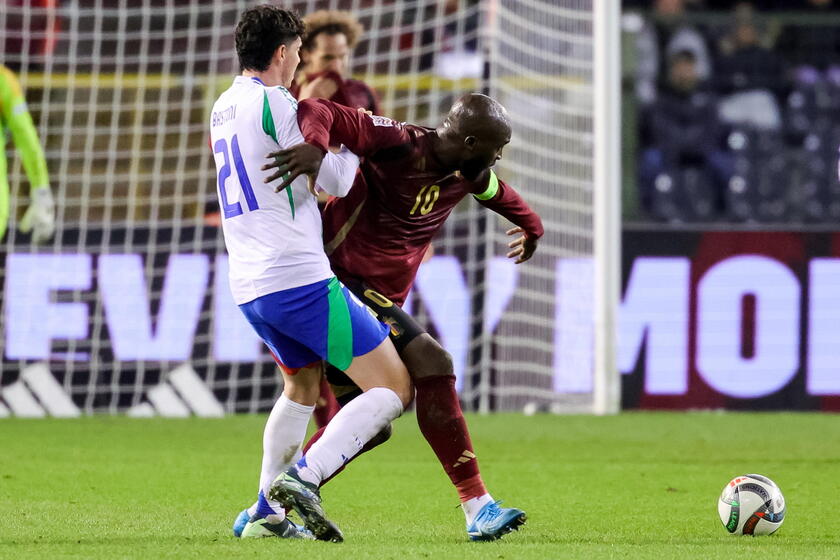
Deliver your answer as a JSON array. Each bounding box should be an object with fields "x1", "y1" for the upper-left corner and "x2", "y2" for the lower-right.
[
  {"x1": 302, "y1": 10, "x2": 364, "y2": 51},
  {"x1": 235, "y1": 5, "x2": 305, "y2": 72}
]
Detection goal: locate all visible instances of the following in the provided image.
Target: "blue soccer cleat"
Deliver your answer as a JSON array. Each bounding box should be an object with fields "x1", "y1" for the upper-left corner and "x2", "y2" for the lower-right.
[
  {"x1": 233, "y1": 491, "x2": 314, "y2": 539},
  {"x1": 466, "y1": 501, "x2": 527, "y2": 541},
  {"x1": 232, "y1": 508, "x2": 250, "y2": 538}
]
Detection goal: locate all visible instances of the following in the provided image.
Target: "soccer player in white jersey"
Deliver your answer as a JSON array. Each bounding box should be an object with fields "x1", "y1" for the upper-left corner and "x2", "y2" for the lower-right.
[{"x1": 210, "y1": 5, "x2": 412, "y2": 543}]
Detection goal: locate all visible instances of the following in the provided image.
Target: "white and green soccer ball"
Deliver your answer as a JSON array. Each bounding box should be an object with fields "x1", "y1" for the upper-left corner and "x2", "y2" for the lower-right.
[{"x1": 718, "y1": 474, "x2": 786, "y2": 536}]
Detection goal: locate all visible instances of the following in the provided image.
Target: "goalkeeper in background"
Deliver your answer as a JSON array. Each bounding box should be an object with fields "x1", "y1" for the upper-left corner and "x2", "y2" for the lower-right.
[{"x1": 0, "y1": 64, "x2": 55, "y2": 243}]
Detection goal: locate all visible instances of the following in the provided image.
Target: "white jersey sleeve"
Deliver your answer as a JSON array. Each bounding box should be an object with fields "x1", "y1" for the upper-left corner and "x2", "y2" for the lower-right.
[{"x1": 315, "y1": 146, "x2": 359, "y2": 197}]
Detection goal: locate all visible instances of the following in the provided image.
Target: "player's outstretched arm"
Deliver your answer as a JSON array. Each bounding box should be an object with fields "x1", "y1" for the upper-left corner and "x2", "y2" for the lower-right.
[
  {"x1": 265, "y1": 98, "x2": 407, "y2": 164},
  {"x1": 472, "y1": 170, "x2": 543, "y2": 264},
  {"x1": 262, "y1": 98, "x2": 407, "y2": 192}
]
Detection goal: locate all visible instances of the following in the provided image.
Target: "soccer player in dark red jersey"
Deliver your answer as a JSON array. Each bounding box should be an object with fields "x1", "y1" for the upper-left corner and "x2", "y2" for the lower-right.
[
  {"x1": 263, "y1": 93, "x2": 542, "y2": 541},
  {"x1": 291, "y1": 10, "x2": 381, "y2": 115}
]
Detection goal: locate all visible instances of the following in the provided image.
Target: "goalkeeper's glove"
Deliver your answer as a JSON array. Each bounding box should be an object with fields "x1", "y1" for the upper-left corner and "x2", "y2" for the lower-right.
[{"x1": 20, "y1": 187, "x2": 56, "y2": 243}]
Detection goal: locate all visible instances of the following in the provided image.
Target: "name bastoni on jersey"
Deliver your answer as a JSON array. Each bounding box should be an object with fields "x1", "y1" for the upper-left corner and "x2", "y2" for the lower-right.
[{"x1": 212, "y1": 105, "x2": 237, "y2": 127}]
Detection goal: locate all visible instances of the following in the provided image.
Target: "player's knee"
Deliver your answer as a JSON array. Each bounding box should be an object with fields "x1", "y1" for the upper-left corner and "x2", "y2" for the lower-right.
[
  {"x1": 435, "y1": 349, "x2": 455, "y2": 378},
  {"x1": 282, "y1": 365, "x2": 322, "y2": 406},
  {"x1": 386, "y1": 349, "x2": 415, "y2": 408},
  {"x1": 283, "y1": 382, "x2": 320, "y2": 407},
  {"x1": 403, "y1": 335, "x2": 454, "y2": 381},
  {"x1": 392, "y1": 377, "x2": 414, "y2": 409}
]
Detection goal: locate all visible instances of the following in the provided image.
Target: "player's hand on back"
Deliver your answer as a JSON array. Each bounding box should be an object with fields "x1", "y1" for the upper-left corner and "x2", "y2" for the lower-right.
[
  {"x1": 506, "y1": 226, "x2": 538, "y2": 264},
  {"x1": 263, "y1": 143, "x2": 325, "y2": 194}
]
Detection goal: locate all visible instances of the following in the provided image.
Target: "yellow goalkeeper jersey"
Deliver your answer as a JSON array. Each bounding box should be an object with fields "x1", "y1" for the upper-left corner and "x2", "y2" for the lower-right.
[{"x1": 0, "y1": 64, "x2": 50, "y2": 240}]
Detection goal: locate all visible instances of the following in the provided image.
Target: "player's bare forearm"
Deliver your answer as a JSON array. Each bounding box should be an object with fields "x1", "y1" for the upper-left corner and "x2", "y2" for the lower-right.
[{"x1": 261, "y1": 143, "x2": 324, "y2": 193}]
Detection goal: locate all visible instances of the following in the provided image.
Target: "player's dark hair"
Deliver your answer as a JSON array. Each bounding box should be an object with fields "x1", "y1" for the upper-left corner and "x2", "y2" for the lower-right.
[{"x1": 235, "y1": 5, "x2": 305, "y2": 72}]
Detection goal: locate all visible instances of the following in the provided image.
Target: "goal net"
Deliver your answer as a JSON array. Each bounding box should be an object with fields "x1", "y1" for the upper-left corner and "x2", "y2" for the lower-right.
[
  {"x1": 472, "y1": 0, "x2": 619, "y2": 413},
  {"x1": 0, "y1": 0, "x2": 619, "y2": 417}
]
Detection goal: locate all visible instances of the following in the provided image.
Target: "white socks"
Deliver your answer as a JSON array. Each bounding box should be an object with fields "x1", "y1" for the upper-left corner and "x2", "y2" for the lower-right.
[
  {"x1": 251, "y1": 394, "x2": 314, "y2": 517},
  {"x1": 295, "y1": 387, "x2": 403, "y2": 487},
  {"x1": 462, "y1": 494, "x2": 494, "y2": 525}
]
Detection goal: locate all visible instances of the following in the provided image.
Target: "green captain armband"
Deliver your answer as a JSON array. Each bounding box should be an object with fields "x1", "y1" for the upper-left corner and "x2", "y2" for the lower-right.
[{"x1": 473, "y1": 170, "x2": 499, "y2": 201}]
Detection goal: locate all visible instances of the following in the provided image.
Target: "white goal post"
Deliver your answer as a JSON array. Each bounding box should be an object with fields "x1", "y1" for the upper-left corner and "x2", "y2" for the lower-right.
[{"x1": 593, "y1": 0, "x2": 622, "y2": 415}]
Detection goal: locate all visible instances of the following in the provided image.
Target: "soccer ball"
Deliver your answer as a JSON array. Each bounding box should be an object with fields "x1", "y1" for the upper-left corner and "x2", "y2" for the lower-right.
[{"x1": 718, "y1": 474, "x2": 786, "y2": 535}]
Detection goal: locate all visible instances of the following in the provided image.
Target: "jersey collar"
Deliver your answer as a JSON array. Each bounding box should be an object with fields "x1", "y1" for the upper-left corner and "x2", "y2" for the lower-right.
[{"x1": 234, "y1": 75, "x2": 267, "y2": 87}]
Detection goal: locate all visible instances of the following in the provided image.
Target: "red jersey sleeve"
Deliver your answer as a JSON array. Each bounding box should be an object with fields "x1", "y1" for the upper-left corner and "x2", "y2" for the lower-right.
[
  {"x1": 474, "y1": 172, "x2": 544, "y2": 239},
  {"x1": 297, "y1": 98, "x2": 410, "y2": 157}
]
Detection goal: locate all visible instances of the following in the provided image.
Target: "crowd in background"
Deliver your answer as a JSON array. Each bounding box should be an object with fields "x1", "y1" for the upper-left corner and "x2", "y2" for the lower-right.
[
  {"x1": 625, "y1": 0, "x2": 840, "y2": 11},
  {"x1": 627, "y1": 0, "x2": 840, "y2": 223}
]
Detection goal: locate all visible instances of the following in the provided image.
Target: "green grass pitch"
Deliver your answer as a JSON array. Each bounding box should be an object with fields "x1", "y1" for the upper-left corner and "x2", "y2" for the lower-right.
[{"x1": 0, "y1": 412, "x2": 837, "y2": 559}]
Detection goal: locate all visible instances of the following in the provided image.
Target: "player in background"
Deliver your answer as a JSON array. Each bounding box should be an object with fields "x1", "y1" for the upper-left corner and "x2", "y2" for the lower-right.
[
  {"x1": 0, "y1": 64, "x2": 55, "y2": 243},
  {"x1": 291, "y1": 10, "x2": 381, "y2": 114},
  {"x1": 263, "y1": 93, "x2": 542, "y2": 541},
  {"x1": 213, "y1": 6, "x2": 412, "y2": 543},
  {"x1": 291, "y1": 9, "x2": 383, "y2": 428}
]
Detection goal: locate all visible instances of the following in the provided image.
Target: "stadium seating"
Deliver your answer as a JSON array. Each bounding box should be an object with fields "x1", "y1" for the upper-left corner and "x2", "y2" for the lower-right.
[{"x1": 634, "y1": 10, "x2": 840, "y2": 224}]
